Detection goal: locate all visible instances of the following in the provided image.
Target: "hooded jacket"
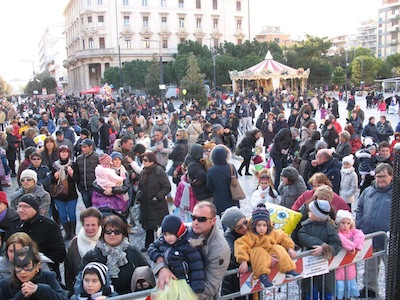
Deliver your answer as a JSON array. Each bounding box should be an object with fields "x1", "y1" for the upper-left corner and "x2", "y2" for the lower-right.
[
  {"x1": 362, "y1": 121, "x2": 378, "y2": 142},
  {"x1": 278, "y1": 167, "x2": 307, "y2": 208},
  {"x1": 206, "y1": 146, "x2": 239, "y2": 215}
]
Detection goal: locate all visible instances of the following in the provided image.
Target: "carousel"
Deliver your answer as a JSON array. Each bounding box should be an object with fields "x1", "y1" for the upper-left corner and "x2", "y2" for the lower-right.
[{"x1": 229, "y1": 50, "x2": 310, "y2": 93}]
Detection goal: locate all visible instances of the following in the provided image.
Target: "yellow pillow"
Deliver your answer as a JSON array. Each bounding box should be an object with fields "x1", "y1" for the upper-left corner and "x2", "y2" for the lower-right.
[{"x1": 264, "y1": 203, "x2": 302, "y2": 235}]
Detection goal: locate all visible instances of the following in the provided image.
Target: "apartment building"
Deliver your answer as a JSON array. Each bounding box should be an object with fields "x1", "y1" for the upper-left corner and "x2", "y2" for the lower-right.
[
  {"x1": 63, "y1": 0, "x2": 249, "y2": 93},
  {"x1": 378, "y1": 0, "x2": 400, "y2": 58}
]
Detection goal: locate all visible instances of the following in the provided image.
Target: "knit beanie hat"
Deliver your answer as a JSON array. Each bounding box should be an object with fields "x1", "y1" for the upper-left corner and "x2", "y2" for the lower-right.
[
  {"x1": 251, "y1": 204, "x2": 270, "y2": 232},
  {"x1": 18, "y1": 193, "x2": 40, "y2": 212},
  {"x1": 335, "y1": 209, "x2": 354, "y2": 225},
  {"x1": 0, "y1": 192, "x2": 8, "y2": 206},
  {"x1": 99, "y1": 154, "x2": 112, "y2": 167},
  {"x1": 110, "y1": 151, "x2": 123, "y2": 161},
  {"x1": 314, "y1": 185, "x2": 333, "y2": 203},
  {"x1": 20, "y1": 169, "x2": 38, "y2": 184},
  {"x1": 221, "y1": 207, "x2": 246, "y2": 231},
  {"x1": 342, "y1": 154, "x2": 354, "y2": 166},
  {"x1": 308, "y1": 200, "x2": 331, "y2": 220},
  {"x1": 315, "y1": 140, "x2": 328, "y2": 150},
  {"x1": 281, "y1": 166, "x2": 299, "y2": 182},
  {"x1": 161, "y1": 215, "x2": 186, "y2": 238},
  {"x1": 83, "y1": 262, "x2": 108, "y2": 287}
]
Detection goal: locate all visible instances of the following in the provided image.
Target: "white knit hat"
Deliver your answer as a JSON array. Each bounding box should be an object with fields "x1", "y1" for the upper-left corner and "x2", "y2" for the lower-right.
[
  {"x1": 335, "y1": 209, "x2": 354, "y2": 225},
  {"x1": 342, "y1": 154, "x2": 354, "y2": 166}
]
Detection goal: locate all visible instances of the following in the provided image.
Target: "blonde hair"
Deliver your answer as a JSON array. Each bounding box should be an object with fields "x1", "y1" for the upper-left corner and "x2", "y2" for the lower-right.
[{"x1": 177, "y1": 129, "x2": 189, "y2": 140}]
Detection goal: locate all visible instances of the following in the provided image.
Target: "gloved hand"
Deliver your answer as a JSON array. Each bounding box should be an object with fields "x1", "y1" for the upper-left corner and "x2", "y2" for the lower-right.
[{"x1": 321, "y1": 243, "x2": 333, "y2": 261}]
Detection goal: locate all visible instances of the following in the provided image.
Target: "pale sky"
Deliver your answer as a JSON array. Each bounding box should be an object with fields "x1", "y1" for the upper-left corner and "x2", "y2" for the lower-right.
[{"x1": 0, "y1": 0, "x2": 382, "y2": 84}]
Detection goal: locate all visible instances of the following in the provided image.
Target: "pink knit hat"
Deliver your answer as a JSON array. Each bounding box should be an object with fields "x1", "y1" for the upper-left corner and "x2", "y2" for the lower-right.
[{"x1": 99, "y1": 154, "x2": 112, "y2": 167}]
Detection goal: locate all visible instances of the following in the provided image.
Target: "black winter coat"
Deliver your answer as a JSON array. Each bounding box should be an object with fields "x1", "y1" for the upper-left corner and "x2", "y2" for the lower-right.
[
  {"x1": 221, "y1": 229, "x2": 243, "y2": 296},
  {"x1": 82, "y1": 245, "x2": 149, "y2": 295},
  {"x1": 28, "y1": 164, "x2": 52, "y2": 191},
  {"x1": 362, "y1": 122, "x2": 378, "y2": 142},
  {"x1": 76, "y1": 151, "x2": 99, "y2": 191},
  {"x1": 168, "y1": 139, "x2": 189, "y2": 169},
  {"x1": 316, "y1": 158, "x2": 342, "y2": 194},
  {"x1": 138, "y1": 164, "x2": 171, "y2": 230},
  {"x1": 270, "y1": 128, "x2": 292, "y2": 158},
  {"x1": 322, "y1": 126, "x2": 339, "y2": 149},
  {"x1": 148, "y1": 231, "x2": 205, "y2": 293},
  {"x1": 185, "y1": 156, "x2": 212, "y2": 200},
  {"x1": 99, "y1": 123, "x2": 110, "y2": 150},
  {"x1": 237, "y1": 134, "x2": 257, "y2": 158},
  {"x1": 0, "y1": 270, "x2": 68, "y2": 300},
  {"x1": 5, "y1": 132, "x2": 16, "y2": 161}
]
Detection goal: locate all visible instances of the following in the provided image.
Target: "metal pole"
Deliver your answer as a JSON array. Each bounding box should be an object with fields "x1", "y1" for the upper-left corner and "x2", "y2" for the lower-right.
[
  {"x1": 213, "y1": 55, "x2": 216, "y2": 90},
  {"x1": 159, "y1": 40, "x2": 163, "y2": 85},
  {"x1": 115, "y1": 0, "x2": 123, "y2": 97},
  {"x1": 345, "y1": 50, "x2": 348, "y2": 101},
  {"x1": 386, "y1": 143, "x2": 400, "y2": 299}
]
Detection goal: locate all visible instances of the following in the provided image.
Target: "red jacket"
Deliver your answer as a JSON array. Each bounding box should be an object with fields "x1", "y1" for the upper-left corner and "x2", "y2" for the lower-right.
[{"x1": 292, "y1": 189, "x2": 350, "y2": 212}]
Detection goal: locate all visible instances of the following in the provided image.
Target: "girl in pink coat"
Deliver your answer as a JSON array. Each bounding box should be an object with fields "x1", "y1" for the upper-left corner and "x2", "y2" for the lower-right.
[{"x1": 335, "y1": 210, "x2": 365, "y2": 300}]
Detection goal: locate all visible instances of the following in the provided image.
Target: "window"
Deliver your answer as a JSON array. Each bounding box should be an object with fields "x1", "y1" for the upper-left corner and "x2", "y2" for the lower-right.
[
  {"x1": 124, "y1": 16, "x2": 130, "y2": 27},
  {"x1": 212, "y1": 0, "x2": 217, "y2": 10},
  {"x1": 89, "y1": 38, "x2": 94, "y2": 49},
  {"x1": 143, "y1": 16, "x2": 149, "y2": 27},
  {"x1": 180, "y1": 38, "x2": 185, "y2": 43},
  {"x1": 82, "y1": 39, "x2": 86, "y2": 49},
  {"x1": 179, "y1": 17, "x2": 185, "y2": 28},
  {"x1": 142, "y1": 0, "x2": 147, "y2": 6},
  {"x1": 391, "y1": 32, "x2": 397, "y2": 39},
  {"x1": 236, "y1": 20, "x2": 241, "y2": 30},
  {"x1": 125, "y1": 39, "x2": 131, "y2": 48},
  {"x1": 144, "y1": 39, "x2": 150, "y2": 48},
  {"x1": 196, "y1": 0, "x2": 201, "y2": 9},
  {"x1": 237, "y1": 39, "x2": 242, "y2": 46},
  {"x1": 161, "y1": 16, "x2": 167, "y2": 27},
  {"x1": 213, "y1": 19, "x2": 218, "y2": 29},
  {"x1": 178, "y1": 0, "x2": 184, "y2": 8},
  {"x1": 162, "y1": 38, "x2": 168, "y2": 48},
  {"x1": 99, "y1": 37, "x2": 105, "y2": 48},
  {"x1": 98, "y1": 15, "x2": 104, "y2": 26},
  {"x1": 196, "y1": 17, "x2": 202, "y2": 28},
  {"x1": 213, "y1": 38, "x2": 219, "y2": 48},
  {"x1": 160, "y1": 0, "x2": 166, "y2": 7},
  {"x1": 236, "y1": 1, "x2": 241, "y2": 11},
  {"x1": 97, "y1": 0, "x2": 103, "y2": 4},
  {"x1": 123, "y1": 0, "x2": 129, "y2": 5},
  {"x1": 88, "y1": 16, "x2": 93, "y2": 27}
]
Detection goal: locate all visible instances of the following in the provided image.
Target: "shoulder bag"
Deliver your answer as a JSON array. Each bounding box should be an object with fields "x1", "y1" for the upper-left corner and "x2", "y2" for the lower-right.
[{"x1": 229, "y1": 164, "x2": 246, "y2": 201}]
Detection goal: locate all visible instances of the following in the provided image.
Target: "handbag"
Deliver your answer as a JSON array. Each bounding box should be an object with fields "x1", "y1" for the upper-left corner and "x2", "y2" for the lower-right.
[
  {"x1": 229, "y1": 164, "x2": 246, "y2": 201},
  {"x1": 130, "y1": 190, "x2": 142, "y2": 223},
  {"x1": 252, "y1": 154, "x2": 263, "y2": 165},
  {"x1": 50, "y1": 178, "x2": 69, "y2": 199}
]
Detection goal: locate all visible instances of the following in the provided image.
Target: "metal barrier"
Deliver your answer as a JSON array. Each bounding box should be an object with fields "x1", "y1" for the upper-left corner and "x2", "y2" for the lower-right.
[{"x1": 109, "y1": 231, "x2": 388, "y2": 300}]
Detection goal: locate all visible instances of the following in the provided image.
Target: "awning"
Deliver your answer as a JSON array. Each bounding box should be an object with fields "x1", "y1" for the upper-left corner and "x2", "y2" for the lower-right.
[{"x1": 80, "y1": 86, "x2": 101, "y2": 94}]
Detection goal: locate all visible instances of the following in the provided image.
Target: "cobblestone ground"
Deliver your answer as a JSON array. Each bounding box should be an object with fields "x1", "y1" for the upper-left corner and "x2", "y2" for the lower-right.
[{"x1": 2, "y1": 92, "x2": 391, "y2": 299}]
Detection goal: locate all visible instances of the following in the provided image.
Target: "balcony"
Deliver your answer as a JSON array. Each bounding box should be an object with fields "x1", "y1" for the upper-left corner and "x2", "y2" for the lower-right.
[
  {"x1": 389, "y1": 39, "x2": 398, "y2": 45},
  {"x1": 75, "y1": 48, "x2": 114, "y2": 60},
  {"x1": 388, "y1": 13, "x2": 399, "y2": 20}
]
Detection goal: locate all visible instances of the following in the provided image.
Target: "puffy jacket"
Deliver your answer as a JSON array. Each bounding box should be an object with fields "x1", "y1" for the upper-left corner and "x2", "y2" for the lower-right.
[
  {"x1": 185, "y1": 155, "x2": 212, "y2": 201},
  {"x1": 270, "y1": 128, "x2": 292, "y2": 158},
  {"x1": 376, "y1": 120, "x2": 394, "y2": 143},
  {"x1": 362, "y1": 122, "x2": 378, "y2": 142},
  {"x1": 76, "y1": 150, "x2": 99, "y2": 191},
  {"x1": 168, "y1": 138, "x2": 189, "y2": 169},
  {"x1": 356, "y1": 182, "x2": 392, "y2": 249},
  {"x1": 148, "y1": 230, "x2": 205, "y2": 293},
  {"x1": 355, "y1": 149, "x2": 377, "y2": 174}
]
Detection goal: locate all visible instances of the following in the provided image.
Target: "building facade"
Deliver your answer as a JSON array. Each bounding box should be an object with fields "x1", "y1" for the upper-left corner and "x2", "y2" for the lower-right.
[
  {"x1": 378, "y1": 0, "x2": 400, "y2": 58},
  {"x1": 357, "y1": 19, "x2": 377, "y2": 54},
  {"x1": 63, "y1": 0, "x2": 249, "y2": 94}
]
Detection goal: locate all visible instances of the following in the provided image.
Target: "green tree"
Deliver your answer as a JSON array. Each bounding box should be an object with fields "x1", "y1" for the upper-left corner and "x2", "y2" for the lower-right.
[
  {"x1": 38, "y1": 72, "x2": 57, "y2": 94},
  {"x1": 122, "y1": 60, "x2": 149, "y2": 89},
  {"x1": 0, "y1": 76, "x2": 12, "y2": 95},
  {"x1": 177, "y1": 40, "x2": 211, "y2": 58},
  {"x1": 102, "y1": 67, "x2": 122, "y2": 89},
  {"x1": 332, "y1": 67, "x2": 346, "y2": 86},
  {"x1": 180, "y1": 53, "x2": 207, "y2": 107},
  {"x1": 351, "y1": 56, "x2": 377, "y2": 86},
  {"x1": 145, "y1": 57, "x2": 161, "y2": 97}
]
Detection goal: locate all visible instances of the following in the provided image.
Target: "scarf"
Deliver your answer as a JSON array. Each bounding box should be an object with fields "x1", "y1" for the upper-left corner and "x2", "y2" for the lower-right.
[
  {"x1": 77, "y1": 227, "x2": 102, "y2": 258},
  {"x1": 113, "y1": 165, "x2": 127, "y2": 180},
  {"x1": 140, "y1": 163, "x2": 157, "y2": 185},
  {"x1": 180, "y1": 181, "x2": 191, "y2": 211},
  {"x1": 96, "y1": 237, "x2": 130, "y2": 278},
  {"x1": 53, "y1": 159, "x2": 72, "y2": 181}
]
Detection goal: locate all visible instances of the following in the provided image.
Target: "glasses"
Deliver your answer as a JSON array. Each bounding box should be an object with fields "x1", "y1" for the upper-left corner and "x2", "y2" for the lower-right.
[
  {"x1": 104, "y1": 229, "x2": 123, "y2": 235},
  {"x1": 15, "y1": 263, "x2": 36, "y2": 273},
  {"x1": 30, "y1": 157, "x2": 41, "y2": 161},
  {"x1": 191, "y1": 215, "x2": 213, "y2": 222},
  {"x1": 20, "y1": 178, "x2": 33, "y2": 183},
  {"x1": 235, "y1": 219, "x2": 248, "y2": 231},
  {"x1": 142, "y1": 158, "x2": 149, "y2": 162}
]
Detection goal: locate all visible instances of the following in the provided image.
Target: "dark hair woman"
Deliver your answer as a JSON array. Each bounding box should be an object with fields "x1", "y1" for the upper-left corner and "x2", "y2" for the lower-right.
[{"x1": 237, "y1": 129, "x2": 261, "y2": 176}]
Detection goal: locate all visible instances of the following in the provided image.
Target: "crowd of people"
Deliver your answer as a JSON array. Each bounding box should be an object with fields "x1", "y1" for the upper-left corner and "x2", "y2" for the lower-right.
[{"x1": 0, "y1": 88, "x2": 396, "y2": 299}]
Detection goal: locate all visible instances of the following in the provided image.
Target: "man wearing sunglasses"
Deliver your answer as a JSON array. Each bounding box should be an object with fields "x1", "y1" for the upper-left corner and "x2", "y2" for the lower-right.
[{"x1": 156, "y1": 202, "x2": 230, "y2": 299}]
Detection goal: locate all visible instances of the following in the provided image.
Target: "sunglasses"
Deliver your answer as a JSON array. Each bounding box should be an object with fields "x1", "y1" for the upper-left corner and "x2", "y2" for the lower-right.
[
  {"x1": 104, "y1": 229, "x2": 123, "y2": 235},
  {"x1": 142, "y1": 158, "x2": 149, "y2": 162},
  {"x1": 191, "y1": 215, "x2": 213, "y2": 222},
  {"x1": 30, "y1": 157, "x2": 41, "y2": 161},
  {"x1": 235, "y1": 219, "x2": 248, "y2": 231},
  {"x1": 21, "y1": 178, "x2": 34, "y2": 183}
]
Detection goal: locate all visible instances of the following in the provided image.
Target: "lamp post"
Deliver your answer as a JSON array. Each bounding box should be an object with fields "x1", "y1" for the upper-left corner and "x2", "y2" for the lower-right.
[
  {"x1": 115, "y1": 0, "x2": 123, "y2": 98},
  {"x1": 284, "y1": 40, "x2": 291, "y2": 62},
  {"x1": 212, "y1": 54, "x2": 220, "y2": 91},
  {"x1": 345, "y1": 49, "x2": 348, "y2": 101}
]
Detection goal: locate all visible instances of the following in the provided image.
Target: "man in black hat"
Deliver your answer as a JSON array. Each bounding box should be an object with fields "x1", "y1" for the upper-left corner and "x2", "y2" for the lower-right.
[
  {"x1": 55, "y1": 129, "x2": 73, "y2": 150},
  {"x1": 60, "y1": 119, "x2": 76, "y2": 145},
  {"x1": 74, "y1": 128, "x2": 90, "y2": 157},
  {"x1": 7, "y1": 193, "x2": 66, "y2": 280}
]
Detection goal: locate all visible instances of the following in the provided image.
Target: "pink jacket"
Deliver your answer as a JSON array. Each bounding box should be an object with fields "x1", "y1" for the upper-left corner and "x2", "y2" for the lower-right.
[
  {"x1": 291, "y1": 190, "x2": 350, "y2": 213},
  {"x1": 174, "y1": 174, "x2": 198, "y2": 212},
  {"x1": 335, "y1": 228, "x2": 365, "y2": 280}
]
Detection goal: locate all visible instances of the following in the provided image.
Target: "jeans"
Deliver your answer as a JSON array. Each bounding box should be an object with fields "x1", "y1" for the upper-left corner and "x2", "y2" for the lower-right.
[
  {"x1": 81, "y1": 189, "x2": 93, "y2": 208},
  {"x1": 363, "y1": 251, "x2": 386, "y2": 293},
  {"x1": 272, "y1": 155, "x2": 287, "y2": 190},
  {"x1": 54, "y1": 199, "x2": 77, "y2": 224}
]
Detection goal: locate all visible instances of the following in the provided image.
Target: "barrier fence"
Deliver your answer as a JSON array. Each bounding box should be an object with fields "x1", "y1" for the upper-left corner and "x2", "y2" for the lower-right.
[{"x1": 111, "y1": 231, "x2": 388, "y2": 300}]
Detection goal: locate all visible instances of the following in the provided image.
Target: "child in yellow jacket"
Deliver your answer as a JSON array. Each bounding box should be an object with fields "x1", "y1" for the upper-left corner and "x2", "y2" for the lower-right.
[{"x1": 234, "y1": 204, "x2": 299, "y2": 288}]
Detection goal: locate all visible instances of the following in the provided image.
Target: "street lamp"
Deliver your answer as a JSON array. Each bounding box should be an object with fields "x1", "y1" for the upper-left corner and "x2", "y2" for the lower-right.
[
  {"x1": 115, "y1": 0, "x2": 123, "y2": 98},
  {"x1": 345, "y1": 49, "x2": 348, "y2": 101},
  {"x1": 284, "y1": 40, "x2": 291, "y2": 62},
  {"x1": 212, "y1": 54, "x2": 220, "y2": 91}
]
